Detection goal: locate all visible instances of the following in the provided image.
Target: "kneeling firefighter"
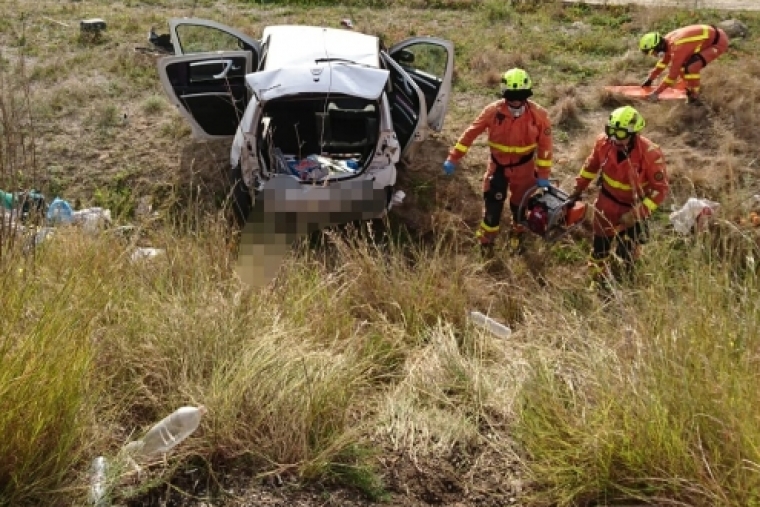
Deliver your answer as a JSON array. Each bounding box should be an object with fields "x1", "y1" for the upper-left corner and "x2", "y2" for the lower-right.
[
  {"x1": 568, "y1": 106, "x2": 670, "y2": 289},
  {"x1": 443, "y1": 68, "x2": 553, "y2": 253}
]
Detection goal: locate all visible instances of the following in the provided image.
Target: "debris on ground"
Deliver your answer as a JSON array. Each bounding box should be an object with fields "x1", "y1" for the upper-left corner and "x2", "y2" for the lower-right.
[
  {"x1": 88, "y1": 405, "x2": 208, "y2": 506},
  {"x1": 468, "y1": 310, "x2": 512, "y2": 338},
  {"x1": 669, "y1": 197, "x2": 721, "y2": 235}
]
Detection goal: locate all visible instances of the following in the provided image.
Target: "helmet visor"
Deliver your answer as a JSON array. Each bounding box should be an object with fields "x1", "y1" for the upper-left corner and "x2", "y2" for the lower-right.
[{"x1": 605, "y1": 125, "x2": 632, "y2": 140}]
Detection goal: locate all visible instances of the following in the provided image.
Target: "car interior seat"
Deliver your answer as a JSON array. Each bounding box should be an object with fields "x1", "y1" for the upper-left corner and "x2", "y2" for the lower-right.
[{"x1": 315, "y1": 102, "x2": 378, "y2": 155}]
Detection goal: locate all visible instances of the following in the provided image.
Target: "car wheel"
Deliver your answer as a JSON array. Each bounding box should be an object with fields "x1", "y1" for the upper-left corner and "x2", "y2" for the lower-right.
[{"x1": 229, "y1": 162, "x2": 253, "y2": 230}]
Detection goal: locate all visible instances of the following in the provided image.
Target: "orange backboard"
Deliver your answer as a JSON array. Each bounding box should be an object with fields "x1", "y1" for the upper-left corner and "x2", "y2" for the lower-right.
[{"x1": 603, "y1": 85, "x2": 687, "y2": 100}]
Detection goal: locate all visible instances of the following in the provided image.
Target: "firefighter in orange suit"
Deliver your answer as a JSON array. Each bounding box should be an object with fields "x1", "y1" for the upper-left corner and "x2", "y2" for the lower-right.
[
  {"x1": 568, "y1": 106, "x2": 669, "y2": 289},
  {"x1": 443, "y1": 68, "x2": 553, "y2": 252},
  {"x1": 639, "y1": 24, "x2": 729, "y2": 104}
]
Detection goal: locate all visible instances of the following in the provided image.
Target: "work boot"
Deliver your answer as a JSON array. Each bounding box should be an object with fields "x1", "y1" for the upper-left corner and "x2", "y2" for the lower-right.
[
  {"x1": 508, "y1": 223, "x2": 529, "y2": 255},
  {"x1": 480, "y1": 242, "x2": 495, "y2": 259},
  {"x1": 686, "y1": 90, "x2": 701, "y2": 106}
]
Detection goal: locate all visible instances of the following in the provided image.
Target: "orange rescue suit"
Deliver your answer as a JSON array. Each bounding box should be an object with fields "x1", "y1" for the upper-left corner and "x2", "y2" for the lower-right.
[
  {"x1": 447, "y1": 99, "x2": 552, "y2": 207},
  {"x1": 648, "y1": 24, "x2": 729, "y2": 96},
  {"x1": 574, "y1": 133, "x2": 670, "y2": 237}
]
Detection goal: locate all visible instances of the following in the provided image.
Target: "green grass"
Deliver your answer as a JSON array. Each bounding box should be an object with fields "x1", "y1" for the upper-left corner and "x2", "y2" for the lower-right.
[{"x1": 2, "y1": 0, "x2": 760, "y2": 505}]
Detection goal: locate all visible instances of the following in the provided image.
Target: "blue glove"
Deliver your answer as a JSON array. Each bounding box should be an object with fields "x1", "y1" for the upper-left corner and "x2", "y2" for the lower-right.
[
  {"x1": 443, "y1": 160, "x2": 455, "y2": 175},
  {"x1": 537, "y1": 178, "x2": 551, "y2": 189}
]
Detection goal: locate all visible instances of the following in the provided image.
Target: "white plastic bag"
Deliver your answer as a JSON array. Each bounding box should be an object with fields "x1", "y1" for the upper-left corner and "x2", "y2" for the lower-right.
[
  {"x1": 669, "y1": 198, "x2": 720, "y2": 235},
  {"x1": 72, "y1": 207, "x2": 112, "y2": 234}
]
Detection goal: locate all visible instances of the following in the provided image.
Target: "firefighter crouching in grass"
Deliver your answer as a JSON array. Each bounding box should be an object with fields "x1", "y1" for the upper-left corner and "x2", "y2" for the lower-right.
[
  {"x1": 639, "y1": 24, "x2": 729, "y2": 105},
  {"x1": 567, "y1": 106, "x2": 670, "y2": 291},
  {"x1": 443, "y1": 68, "x2": 553, "y2": 255}
]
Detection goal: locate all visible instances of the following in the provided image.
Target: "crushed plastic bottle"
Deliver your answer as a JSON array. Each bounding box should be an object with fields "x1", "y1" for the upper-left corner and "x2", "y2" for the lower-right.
[
  {"x1": 125, "y1": 405, "x2": 207, "y2": 461},
  {"x1": 468, "y1": 311, "x2": 512, "y2": 338},
  {"x1": 89, "y1": 456, "x2": 109, "y2": 506}
]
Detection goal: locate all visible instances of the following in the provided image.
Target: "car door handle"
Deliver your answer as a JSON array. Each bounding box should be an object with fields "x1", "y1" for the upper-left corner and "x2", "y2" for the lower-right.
[{"x1": 189, "y1": 59, "x2": 237, "y2": 79}]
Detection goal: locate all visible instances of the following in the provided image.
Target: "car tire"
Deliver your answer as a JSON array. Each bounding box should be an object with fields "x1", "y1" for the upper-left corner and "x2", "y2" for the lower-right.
[{"x1": 229, "y1": 162, "x2": 253, "y2": 230}]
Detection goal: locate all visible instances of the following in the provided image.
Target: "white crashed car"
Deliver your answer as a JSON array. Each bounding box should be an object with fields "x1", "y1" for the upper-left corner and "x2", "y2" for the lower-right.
[{"x1": 156, "y1": 18, "x2": 454, "y2": 232}]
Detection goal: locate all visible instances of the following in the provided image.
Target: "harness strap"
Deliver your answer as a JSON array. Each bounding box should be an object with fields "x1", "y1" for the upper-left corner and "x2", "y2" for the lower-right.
[
  {"x1": 600, "y1": 185, "x2": 634, "y2": 208},
  {"x1": 491, "y1": 151, "x2": 535, "y2": 170},
  {"x1": 711, "y1": 25, "x2": 720, "y2": 45}
]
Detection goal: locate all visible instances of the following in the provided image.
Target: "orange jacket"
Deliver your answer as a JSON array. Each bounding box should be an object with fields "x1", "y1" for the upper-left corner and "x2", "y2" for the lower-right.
[
  {"x1": 447, "y1": 99, "x2": 553, "y2": 179},
  {"x1": 648, "y1": 24, "x2": 723, "y2": 94},
  {"x1": 574, "y1": 133, "x2": 669, "y2": 219}
]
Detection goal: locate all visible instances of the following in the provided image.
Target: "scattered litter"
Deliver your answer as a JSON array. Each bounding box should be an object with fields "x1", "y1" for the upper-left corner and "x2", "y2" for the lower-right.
[
  {"x1": 46, "y1": 197, "x2": 74, "y2": 225},
  {"x1": 669, "y1": 197, "x2": 721, "y2": 235},
  {"x1": 388, "y1": 190, "x2": 406, "y2": 211},
  {"x1": 89, "y1": 456, "x2": 108, "y2": 506},
  {"x1": 80, "y1": 18, "x2": 107, "y2": 33},
  {"x1": 468, "y1": 310, "x2": 512, "y2": 338},
  {"x1": 130, "y1": 247, "x2": 165, "y2": 262},
  {"x1": 123, "y1": 405, "x2": 207, "y2": 462},
  {"x1": 72, "y1": 207, "x2": 112, "y2": 233},
  {"x1": 88, "y1": 405, "x2": 207, "y2": 505}
]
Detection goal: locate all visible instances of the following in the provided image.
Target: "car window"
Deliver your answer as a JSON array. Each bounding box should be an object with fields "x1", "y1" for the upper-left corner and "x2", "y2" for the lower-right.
[
  {"x1": 176, "y1": 25, "x2": 248, "y2": 54},
  {"x1": 395, "y1": 42, "x2": 447, "y2": 82}
]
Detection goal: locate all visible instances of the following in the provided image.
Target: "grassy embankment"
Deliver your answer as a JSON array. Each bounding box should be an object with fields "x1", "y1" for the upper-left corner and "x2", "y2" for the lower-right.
[{"x1": 1, "y1": 0, "x2": 760, "y2": 505}]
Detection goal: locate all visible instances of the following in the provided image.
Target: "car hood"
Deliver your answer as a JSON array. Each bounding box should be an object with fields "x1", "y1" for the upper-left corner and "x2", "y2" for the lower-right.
[{"x1": 246, "y1": 63, "x2": 390, "y2": 103}]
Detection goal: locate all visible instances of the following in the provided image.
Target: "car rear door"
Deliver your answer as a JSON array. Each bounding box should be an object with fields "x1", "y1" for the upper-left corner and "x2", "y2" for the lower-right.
[
  {"x1": 158, "y1": 51, "x2": 254, "y2": 140},
  {"x1": 387, "y1": 37, "x2": 454, "y2": 133}
]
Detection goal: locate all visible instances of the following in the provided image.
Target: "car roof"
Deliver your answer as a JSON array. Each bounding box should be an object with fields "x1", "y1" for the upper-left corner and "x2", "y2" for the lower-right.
[{"x1": 261, "y1": 25, "x2": 381, "y2": 69}]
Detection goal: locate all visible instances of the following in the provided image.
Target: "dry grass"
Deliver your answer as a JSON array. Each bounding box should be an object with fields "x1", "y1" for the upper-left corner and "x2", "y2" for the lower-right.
[{"x1": 2, "y1": 1, "x2": 760, "y2": 506}]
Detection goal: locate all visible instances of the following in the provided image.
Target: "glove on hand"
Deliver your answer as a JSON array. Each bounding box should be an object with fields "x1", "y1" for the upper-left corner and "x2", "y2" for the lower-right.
[
  {"x1": 443, "y1": 160, "x2": 456, "y2": 176},
  {"x1": 536, "y1": 178, "x2": 551, "y2": 189},
  {"x1": 620, "y1": 211, "x2": 638, "y2": 229},
  {"x1": 641, "y1": 78, "x2": 653, "y2": 88}
]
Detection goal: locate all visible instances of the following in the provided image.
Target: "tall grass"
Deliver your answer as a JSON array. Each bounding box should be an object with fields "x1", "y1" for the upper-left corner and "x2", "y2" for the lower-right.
[
  {"x1": 514, "y1": 230, "x2": 760, "y2": 506},
  {"x1": 1, "y1": 1, "x2": 760, "y2": 505}
]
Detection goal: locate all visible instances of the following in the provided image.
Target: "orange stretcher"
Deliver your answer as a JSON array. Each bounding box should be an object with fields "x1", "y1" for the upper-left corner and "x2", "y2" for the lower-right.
[{"x1": 604, "y1": 80, "x2": 688, "y2": 101}]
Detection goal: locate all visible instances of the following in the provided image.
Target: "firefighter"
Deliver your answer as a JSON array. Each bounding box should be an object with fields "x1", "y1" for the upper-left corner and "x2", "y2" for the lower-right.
[
  {"x1": 443, "y1": 68, "x2": 553, "y2": 253},
  {"x1": 639, "y1": 24, "x2": 729, "y2": 104},
  {"x1": 568, "y1": 106, "x2": 670, "y2": 290}
]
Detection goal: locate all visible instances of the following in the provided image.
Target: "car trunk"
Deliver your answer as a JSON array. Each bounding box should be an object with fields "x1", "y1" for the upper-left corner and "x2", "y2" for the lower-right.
[{"x1": 256, "y1": 94, "x2": 380, "y2": 182}]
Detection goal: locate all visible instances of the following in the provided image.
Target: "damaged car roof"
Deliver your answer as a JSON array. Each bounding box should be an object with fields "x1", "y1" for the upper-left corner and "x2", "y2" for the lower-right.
[{"x1": 261, "y1": 25, "x2": 382, "y2": 69}]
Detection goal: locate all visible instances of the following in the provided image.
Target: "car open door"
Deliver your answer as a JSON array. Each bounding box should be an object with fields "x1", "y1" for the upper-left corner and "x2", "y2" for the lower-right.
[
  {"x1": 387, "y1": 37, "x2": 454, "y2": 133},
  {"x1": 380, "y1": 53, "x2": 428, "y2": 164},
  {"x1": 168, "y1": 17, "x2": 261, "y2": 62},
  {"x1": 158, "y1": 51, "x2": 254, "y2": 140}
]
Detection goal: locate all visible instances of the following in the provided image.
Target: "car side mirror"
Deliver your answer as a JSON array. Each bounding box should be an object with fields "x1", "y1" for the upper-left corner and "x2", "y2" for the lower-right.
[{"x1": 395, "y1": 50, "x2": 415, "y2": 64}]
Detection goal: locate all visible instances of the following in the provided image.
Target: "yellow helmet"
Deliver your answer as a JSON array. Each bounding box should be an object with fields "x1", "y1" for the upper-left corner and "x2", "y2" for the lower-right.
[
  {"x1": 500, "y1": 68, "x2": 533, "y2": 100},
  {"x1": 639, "y1": 32, "x2": 663, "y2": 54},
  {"x1": 606, "y1": 106, "x2": 645, "y2": 140}
]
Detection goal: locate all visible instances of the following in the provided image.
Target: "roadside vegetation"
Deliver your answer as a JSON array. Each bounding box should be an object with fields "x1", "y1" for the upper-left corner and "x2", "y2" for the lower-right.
[{"x1": 1, "y1": 0, "x2": 760, "y2": 506}]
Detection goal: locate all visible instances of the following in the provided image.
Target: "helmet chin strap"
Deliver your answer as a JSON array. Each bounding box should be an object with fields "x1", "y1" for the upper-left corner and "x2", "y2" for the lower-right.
[{"x1": 508, "y1": 104, "x2": 526, "y2": 118}]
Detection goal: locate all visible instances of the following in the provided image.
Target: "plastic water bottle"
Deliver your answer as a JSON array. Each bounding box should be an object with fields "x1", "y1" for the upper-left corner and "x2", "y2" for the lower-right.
[
  {"x1": 468, "y1": 311, "x2": 512, "y2": 338},
  {"x1": 127, "y1": 405, "x2": 207, "y2": 460},
  {"x1": 46, "y1": 197, "x2": 73, "y2": 225},
  {"x1": 89, "y1": 456, "x2": 108, "y2": 506}
]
